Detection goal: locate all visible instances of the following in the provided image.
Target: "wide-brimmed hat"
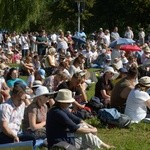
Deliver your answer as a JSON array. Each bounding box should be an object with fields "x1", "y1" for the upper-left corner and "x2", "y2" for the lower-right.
[
  {"x1": 104, "y1": 66, "x2": 115, "y2": 74},
  {"x1": 32, "y1": 80, "x2": 42, "y2": 88},
  {"x1": 143, "y1": 46, "x2": 150, "y2": 53},
  {"x1": 139, "y1": 76, "x2": 150, "y2": 87},
  {"x1": 55, "y1": 89, "x2": 75, "y2": 103},
  {"x1": 33, "y1": 86, "x2": 57, "y2": 99}
]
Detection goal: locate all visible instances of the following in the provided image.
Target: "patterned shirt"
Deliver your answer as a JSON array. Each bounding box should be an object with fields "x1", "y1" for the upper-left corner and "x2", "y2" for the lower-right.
[{"x1": 0, "y1": 99, "x2": 25, "y2": 135}]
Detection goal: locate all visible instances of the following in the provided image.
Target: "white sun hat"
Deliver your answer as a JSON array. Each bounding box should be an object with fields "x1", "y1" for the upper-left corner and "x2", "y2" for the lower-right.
[
  {"x1": 55, "y1": 89, "x2": 75, "y2": 103},
  {"x1": 33, "y1": 86, "x2": 57, "y2": 99}
]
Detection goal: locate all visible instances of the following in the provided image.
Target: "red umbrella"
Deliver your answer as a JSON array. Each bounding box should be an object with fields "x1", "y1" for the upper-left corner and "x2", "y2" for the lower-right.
[{"x1": 120, "y1": 44, "x2": 141, "y2": 52}]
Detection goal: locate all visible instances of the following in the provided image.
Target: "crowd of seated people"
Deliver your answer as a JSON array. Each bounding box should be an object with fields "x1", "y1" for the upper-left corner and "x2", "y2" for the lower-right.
[{"x1": 0, "y1": 28, "x2": 150, "y2": 149}]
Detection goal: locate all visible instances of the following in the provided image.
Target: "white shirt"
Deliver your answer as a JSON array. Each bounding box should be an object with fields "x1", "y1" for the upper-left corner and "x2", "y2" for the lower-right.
[
  {"x1": 0, "y1": 99, "x2": 25, "y2": 135},
  {"x1": 125, "y1": 89, "x2": 150, "y2": 123},
  {"x1": 21, "y1": 35, "x2": 29, "y2": 50}
]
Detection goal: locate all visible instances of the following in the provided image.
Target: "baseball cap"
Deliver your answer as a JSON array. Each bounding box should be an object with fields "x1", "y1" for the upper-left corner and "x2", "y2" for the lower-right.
[{"x1": 38, "y1": 69, "x2": 46, "y2": 79}]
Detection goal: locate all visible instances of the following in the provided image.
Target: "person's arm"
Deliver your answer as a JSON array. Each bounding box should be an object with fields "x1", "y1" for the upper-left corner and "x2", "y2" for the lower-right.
[
  {"x1": 19, "y1": 91, "x2": 31, "y2": 106},
  {"x1": 2, "y1": 121, "x2": 19, "y2": 142},
  {"x1": 145, "y1": 99, "x2": 150, "y2": 109},
  {"x1": 78, "y1": 84, "x2": 87, "y2": 102},
  {"x1": 76, "y1": 121, "x2": 97, "y2": 134},
  {"x1": 47, "y1": 55, "x2": 55, "y2": 67},
  {"x1": 1, "y1": 82, "x2": 10, "y2": 99},
  {"x1": 101, "y1": 90, "x2": 110, "y2": 99}
]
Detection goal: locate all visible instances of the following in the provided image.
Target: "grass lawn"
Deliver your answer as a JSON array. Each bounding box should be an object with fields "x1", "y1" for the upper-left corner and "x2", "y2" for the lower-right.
[{"x1": 86, "y1": 81, "x2": 150, "y2": 150}]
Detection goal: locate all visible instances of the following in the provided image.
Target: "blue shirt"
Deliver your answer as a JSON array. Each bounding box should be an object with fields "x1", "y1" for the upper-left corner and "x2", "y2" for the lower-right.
[
  {"x1": 6, "y1": 78, "x2": 27, "y2": 88},
  {"x1": 46, "y1": 106, "x2": 81, "y2": 148}
]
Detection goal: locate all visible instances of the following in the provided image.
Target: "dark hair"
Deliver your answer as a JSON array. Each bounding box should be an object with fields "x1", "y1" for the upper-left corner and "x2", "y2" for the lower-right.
[
  {"x1": 127, "y1": 66, "x2": 138, "y2": 78},
  {"x1": 12, "y1": 84, "x2": 25, "y2": 96},
  {"x1": 72, "y1": 72, "x2": 82, "y2": 80},
  {"x1": 5, "y1": 67, "x2": 17, "y2": 81}
]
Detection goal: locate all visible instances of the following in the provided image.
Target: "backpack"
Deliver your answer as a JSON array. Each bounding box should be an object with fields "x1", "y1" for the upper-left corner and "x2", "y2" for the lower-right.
[
  {"x1": 97, "y1": 108, "x2": 131, "y2": 128},
  {"x1": 86, "y1": 96, "x2": 104, "y2": 114}
]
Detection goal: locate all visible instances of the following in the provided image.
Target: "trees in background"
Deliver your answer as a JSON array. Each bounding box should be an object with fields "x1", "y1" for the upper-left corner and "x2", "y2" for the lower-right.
[{"x1": 0, "y1": 0, "x2": 149, "y2": 34}]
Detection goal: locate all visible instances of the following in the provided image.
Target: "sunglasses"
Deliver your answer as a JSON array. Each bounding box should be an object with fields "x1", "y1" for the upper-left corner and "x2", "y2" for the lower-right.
[{"x1": 44, "y1": 95, "x2": 50, "y2": 98}]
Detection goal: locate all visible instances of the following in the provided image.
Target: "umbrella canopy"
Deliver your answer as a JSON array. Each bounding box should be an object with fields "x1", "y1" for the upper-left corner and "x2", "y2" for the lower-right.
[
  {"x1": 120, "y1": 44, "x2": 141, "y2": 52},
  {"x1": 109, "y1": 38, "x2": 135, "y2": 48}
]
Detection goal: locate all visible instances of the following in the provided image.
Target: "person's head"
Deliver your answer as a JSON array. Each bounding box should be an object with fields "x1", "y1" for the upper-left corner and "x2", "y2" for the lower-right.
[
  {"x1": 77, "y1": 53, "x2": 86, "y2": 64},
  {"x1": 25, "y1": 56, "x2": 32, "y2": 63},
  {"x1": 31, "y1": 80, "x2": 42, "y2": 94},
  {"x1": 6, "y1": 67, "x2": 18, "y2": 81},
  {"x1": 33, "y1": 86, "x2": 55, "y2": 106},
  {"x1": 118, "y1": 68, "x2": 128, "y2": 78},
  {"x1": 55, "y1": 70, "x2": 68, "y2": 82},
  {"x1": 128, "y1": 55, "x2": 137, "y2": 63},
  {"x1": 35, "y1": 69, "x2": 46, "y2": 81},
  {"x1": 105, "y1": 29, "x2": 110, "y2": 35},
  {"x1": 104, "y1": 66, "x2": 115, "y2": 80},
  {"x1": 55, "y1": 89, "x2": 75, "y2": 108},
  {"x1": 127, "y1": 65, "x2": 138, "y2": 79},
  {"x1": 11, "y1": 81, "x2": 27, "y2": 106},
  {"x1": 73, "y1": 57, "x2": 81, "y2": 66},
  {"x1": 71, "y1": 72, "x2": 82, "y2": 87},
  {"x1": 33, "y1": 55, "x2": 39, "y2": 61},
  {"x1": 39, "y1": 30, "x2": 45, "y2": 36},
  {"x1": 114, "y1": 27, "x2": 118, "y2": 32},
  {"x1": 47, "y1": 47, "x2": 56, "y2": 55},
  {"x1": 135, "y1": 76, "x2": 150, "y2": 91}
]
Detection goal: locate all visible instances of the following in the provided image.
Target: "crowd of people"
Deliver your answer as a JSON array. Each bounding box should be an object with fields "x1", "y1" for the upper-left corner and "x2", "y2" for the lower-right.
[{"x1": 0, "y1": 26, "x2": 150, "y2": 149}]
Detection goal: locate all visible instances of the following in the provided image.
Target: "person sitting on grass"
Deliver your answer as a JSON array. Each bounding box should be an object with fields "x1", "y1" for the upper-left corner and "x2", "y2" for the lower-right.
[
  {"x1": 0, "y1": 82, "x2": 34, "y2": 144},
  {"x1": 125, "y1": 76, "x2": 150, "y2": 123},
  {"x1": 46, "y1": 89, "x2": 115, "y2": 149},
  {"x1": 22, "y1": 86, "x2": 55, "y2": 140},
  {"x1": 95, "y1": 66, "x2": 115, "y2": 108}
]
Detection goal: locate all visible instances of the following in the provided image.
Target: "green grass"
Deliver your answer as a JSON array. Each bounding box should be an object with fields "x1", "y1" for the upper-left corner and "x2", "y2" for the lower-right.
[{"x1": 86, "y1": 81, "x2": 150, "y2": 150}]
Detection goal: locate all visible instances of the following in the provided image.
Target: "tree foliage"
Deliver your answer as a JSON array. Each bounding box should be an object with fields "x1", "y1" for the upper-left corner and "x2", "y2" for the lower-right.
[
  {"x1": 0, "y1": 0, "x2": 46, "y2": 32},
  {"x1": 0, "y1": 0, "x2": 149, "y2": 34}
]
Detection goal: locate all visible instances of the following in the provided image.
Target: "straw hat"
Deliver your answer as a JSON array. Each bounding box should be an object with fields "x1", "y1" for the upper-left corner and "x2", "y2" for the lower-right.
[
  {"x1": 138, "y1": 76, "x2": 150, "y2": 87},
  {"x1": 143, "y1": 46, "x2": 150, "y2": 53},
  {"x1": 55, "y1": 89, "x2": 75, "y2": 103}
]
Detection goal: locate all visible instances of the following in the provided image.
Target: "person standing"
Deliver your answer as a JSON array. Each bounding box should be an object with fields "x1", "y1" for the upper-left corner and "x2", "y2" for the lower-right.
[
  {"x1": 20, "y1": 31, "x2": 30, "y2": 58},
  {"x1": 110, "y1": 27, "x2": 120, "y2": 42},
  {"x1": 138, "y1": 28, "x2": 145, "y2": 46},
  {"x1": 124, "y1": 26, "x2": 134, "y2": 39},
  {"x1": 36, "y1": 30, "x2": 48, "y2": 60}
]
